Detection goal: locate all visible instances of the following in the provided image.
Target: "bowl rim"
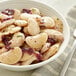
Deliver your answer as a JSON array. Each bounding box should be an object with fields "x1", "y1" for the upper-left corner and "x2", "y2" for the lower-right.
[{"x1": 0, "y1": 0, "x2": 70, "y2": 69}]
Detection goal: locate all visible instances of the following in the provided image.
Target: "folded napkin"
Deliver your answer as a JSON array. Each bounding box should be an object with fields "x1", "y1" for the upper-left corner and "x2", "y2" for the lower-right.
[
  {"x1": 31, "y1": 6, "x2": 76, "y2": 76},
  {"x1": 64, "y1": 6, "x2": 76, "y2": 76}
]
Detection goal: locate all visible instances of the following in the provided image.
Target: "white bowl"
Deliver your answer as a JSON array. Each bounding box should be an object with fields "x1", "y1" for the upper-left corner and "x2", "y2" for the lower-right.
[{"x1": 0, "y1": 0, "x2": 70, "y2": 71}]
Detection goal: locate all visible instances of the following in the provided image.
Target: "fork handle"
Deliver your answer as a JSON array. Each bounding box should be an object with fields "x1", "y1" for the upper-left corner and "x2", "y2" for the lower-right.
[{"x1": 60, "y1": 40, "x2": 76, "y2": 76}]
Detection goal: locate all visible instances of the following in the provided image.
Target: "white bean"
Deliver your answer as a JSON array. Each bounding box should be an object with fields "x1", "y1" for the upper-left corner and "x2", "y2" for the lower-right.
[
  {"x1": 20, "y1": 13, "x2": 41, "y2": 21},
  {"x1": 0, "y1": 47, "x2": 7, "y2": 54},
  {"x1": 23, "y1": 27, "x2": 29, "y2": 35},
  {"x1": 20, "y1": 53, "x2": 33, "y2": 61},
  {"x1": 43, "y1": 43, "x2": 60, "y2": 60},
  {"x1": 14, "y1": 20, "x2": 27, "y2": 27},
  {"x1": 40, "y1": 17, "x2": 55, "y2": 28},
  {"x1": 0, "y1": 19, "x2": 15, "y2": 30},
  {"x1": 1, "y1": 25, "x2": 21, "y2": 34},
  {"x1": 42, "y1": 29, "x2": 64, "y2": 42},
  {"x1": 22, "y1": 55, "x2": 36, "y2": 65},
  {"x1": 14, "y1": 9, "x2": 21, "y2": 20},
  {"x1": 0, "y1": 13, "x2": 8, "y2": 19},
  {"x1": 0, "y1": 47, "x2": 22, "y2": 64},
  {"x1": 30, "y1": 8, "x2": 40, "y2": 15},
  {"x1": 25, "y1": 33, "x2": 48, "y2": 49},
  {"x1": 41, "y1": 43, "x2": 50, "y2": 53},
  {"x1": 10, "y1": 32, "x2": 25, "y2": 47},
  {"x1": 28, "y1": 18, "x2": 40, "y2": 35}
]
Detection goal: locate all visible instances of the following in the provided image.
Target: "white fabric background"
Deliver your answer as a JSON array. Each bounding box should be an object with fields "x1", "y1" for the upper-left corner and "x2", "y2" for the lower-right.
[{"x1": 0, "y1": 0, "x2": 75, "y2": 76}]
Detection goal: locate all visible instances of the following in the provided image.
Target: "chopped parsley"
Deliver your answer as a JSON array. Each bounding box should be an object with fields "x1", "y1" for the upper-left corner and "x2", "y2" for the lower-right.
[{"x1": 17, "y1": 35, "x2": 22, "y2": 37}]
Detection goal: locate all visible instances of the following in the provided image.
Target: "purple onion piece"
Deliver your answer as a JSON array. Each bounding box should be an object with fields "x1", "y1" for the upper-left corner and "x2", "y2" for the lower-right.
[
  {"x1": 1, "y1": 9, "x2": 14, "y2": 16},
  {"x1": 47, "y1": 38, "x2": 57, "y2": 45},
  {"x1": 21, "y1": 9, "x2": 31, "y2": 14},
  {"x1": 21, "y1": 47, "x2": 34, "y2": 55}
]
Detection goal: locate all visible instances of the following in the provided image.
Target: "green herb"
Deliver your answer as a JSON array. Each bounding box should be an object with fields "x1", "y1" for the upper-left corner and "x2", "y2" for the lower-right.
[
  {"x1": 17, "y1": 35, "x2": 22, "y2": 37},
  {"x1": 57, "y1": 18, "x2": 59, "y2": 20},
  {"x1": 32, "y1": 9, "x2": 36, "y2": 12},
  {"x1": 61, "y1": 23, "x2": 63, "y2": 25}
]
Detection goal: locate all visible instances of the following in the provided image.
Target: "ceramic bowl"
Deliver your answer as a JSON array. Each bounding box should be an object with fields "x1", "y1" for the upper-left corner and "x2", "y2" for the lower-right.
[{"x1": 0, "y1": 0, "x2": 70, "y2": 71}]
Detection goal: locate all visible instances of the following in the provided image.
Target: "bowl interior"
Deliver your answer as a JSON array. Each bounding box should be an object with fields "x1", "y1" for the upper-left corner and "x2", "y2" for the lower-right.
[{"x1": 0, "y1": 0, "x2": 70, "y2": 71}]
